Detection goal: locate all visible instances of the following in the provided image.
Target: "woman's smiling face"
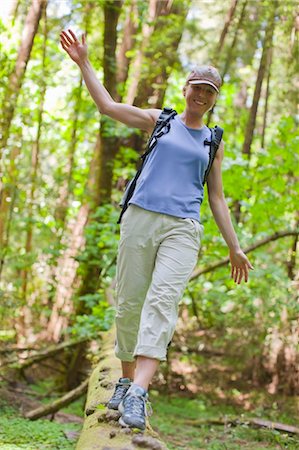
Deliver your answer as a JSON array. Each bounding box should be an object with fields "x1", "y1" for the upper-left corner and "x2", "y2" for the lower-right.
[{"x1": 183, "y1": 83, "x2": 218, "y2": 114}]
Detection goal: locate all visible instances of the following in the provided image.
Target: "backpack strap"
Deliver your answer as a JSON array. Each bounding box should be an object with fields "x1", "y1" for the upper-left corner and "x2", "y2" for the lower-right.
[
  {"x1": 203, "y1": 125, "x2": 224, "y2": 185},
  {"x1": 117, "y1": 107, "x2": 177, "y2": 224}
]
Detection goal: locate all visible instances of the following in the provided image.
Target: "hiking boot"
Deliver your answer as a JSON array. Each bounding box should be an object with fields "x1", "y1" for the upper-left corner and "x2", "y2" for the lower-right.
[
  {"x1": 107, "y1": 377, "x2": 132, "y2": 410},
  {"x1": 118, "y1": 383, "x2": 153, "y2": 431}
]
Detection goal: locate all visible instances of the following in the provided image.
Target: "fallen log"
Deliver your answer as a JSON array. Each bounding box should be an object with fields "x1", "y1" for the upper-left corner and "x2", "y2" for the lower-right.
[
  {"x1": 3, "y1": 337, "x2": 89, "y2": 369},
  {"x1": 184, "y1": 417, "x2": 299, "y2": 435},
  {"x1": 25, "y1": 378, "x2": 89, "y2": 420},
  {"x1": 75, "y1": 326, "x2": 167, "y2": 450}
]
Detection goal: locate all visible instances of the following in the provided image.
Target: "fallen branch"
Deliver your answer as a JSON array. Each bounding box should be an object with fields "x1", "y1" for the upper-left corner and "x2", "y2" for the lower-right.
[
  {"x1": 0, "y1": 345, "x2": 37, "y2": 354},
  {"x1": 184, "y1": 417, "x2": 299, "y2": 435},
  {"x1": 190, "y1": 229, "x2": 299, "y2": 280},
  {"x1": 25, "y1": 378, "x2": 89, "y2": 420},
  {"x1": 3, "y1": 337, "x2": 89, "y2": 369}
]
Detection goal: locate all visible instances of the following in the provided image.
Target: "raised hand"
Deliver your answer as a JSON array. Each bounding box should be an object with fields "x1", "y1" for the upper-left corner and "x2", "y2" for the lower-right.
[{"x1": 60, "y1": 29, "x2": 88, "y2": 65}]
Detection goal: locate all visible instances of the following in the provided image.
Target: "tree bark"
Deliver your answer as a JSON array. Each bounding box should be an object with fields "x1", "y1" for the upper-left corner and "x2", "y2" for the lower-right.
[
  {"x1": 286, "y1": 215, "x2": 299, "y2": 280},
  {"x1": 0, "y1": 0, "x2": 46, "y2": 160},
  {"x1": 133, "y1": 0, "x2": 190, "y2": 109},
  {"x1": 0, "y1": 0, "x2": 46, "y2": 273},
  {"x1": 215, "y1": 0, "x2": 239, "y2": 57},
  {"x1": 261, "y1": 47, "x2": 272, "y2": 149},
  {"x1": 242, "y1": 1, "x2": 277, "y2": 156},
  {"x1": 17, "y1": 4, "x2": 48, "y2": 342},
  {"x1": 116, "y1": 0, "x2": 138, "y2": 101},
  {"x1": 45, "y1": 3, "x2": 94, "y2": 343},
  {"x1": 207, "y1": 0, "x2": 247, "y2": 126}
]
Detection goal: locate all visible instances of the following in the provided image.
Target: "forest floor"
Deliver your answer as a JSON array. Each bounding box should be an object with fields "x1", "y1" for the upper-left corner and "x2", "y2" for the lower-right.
[{"x1": 0, "y1": 323, "x2": 298, "y2": 449}]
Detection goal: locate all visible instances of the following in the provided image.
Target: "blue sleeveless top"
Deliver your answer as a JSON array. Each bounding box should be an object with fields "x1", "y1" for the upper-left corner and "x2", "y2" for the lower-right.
[{"x1": 129, "y1": 114, "x2": 211, "y2": 223}]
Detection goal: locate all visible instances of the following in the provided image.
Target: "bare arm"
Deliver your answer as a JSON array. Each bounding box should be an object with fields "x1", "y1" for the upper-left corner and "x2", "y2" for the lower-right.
[
  {"x1": 60, "y1": 29, "x2": 161, "y2": 134},
  {"x1": 207, "y1": 141, "x2": 254, "y2": 283}
]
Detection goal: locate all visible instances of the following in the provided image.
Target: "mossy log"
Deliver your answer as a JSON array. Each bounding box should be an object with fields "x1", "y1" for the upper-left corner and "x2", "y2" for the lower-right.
[{"x1": 75, "y1": 326, "x2": 167, "y2": 450}]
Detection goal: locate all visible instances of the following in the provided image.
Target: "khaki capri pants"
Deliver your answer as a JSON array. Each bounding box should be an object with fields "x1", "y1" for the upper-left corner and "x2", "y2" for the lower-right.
[{"x1": 115, "y1": 204, "x2": 203, "y2": 362}]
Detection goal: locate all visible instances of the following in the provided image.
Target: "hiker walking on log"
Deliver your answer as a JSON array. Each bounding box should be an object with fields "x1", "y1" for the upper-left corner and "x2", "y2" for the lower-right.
[{"x1": 60, "y1": 29, "x2": 254, "y2": 431}]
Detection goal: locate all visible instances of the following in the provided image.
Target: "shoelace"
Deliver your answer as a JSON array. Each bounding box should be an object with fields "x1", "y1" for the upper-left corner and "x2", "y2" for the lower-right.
[
  {"x1": 111, "y1": 382, "x2": 130, "y2": 401},
  {"x1": 124, "y1": 393, "x2": 153, "y2": 417}
]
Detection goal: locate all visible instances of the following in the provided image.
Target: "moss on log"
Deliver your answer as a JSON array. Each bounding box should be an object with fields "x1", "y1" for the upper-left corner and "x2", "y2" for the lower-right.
[{"x1": 75, "y1": 326, "x2": 167, "y2": 450}]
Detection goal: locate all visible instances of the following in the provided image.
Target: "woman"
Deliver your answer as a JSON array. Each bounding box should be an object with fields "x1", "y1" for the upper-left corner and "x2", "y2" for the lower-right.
[{"x1": 60, "y1": 29, "x2": 254, "y2": 431}]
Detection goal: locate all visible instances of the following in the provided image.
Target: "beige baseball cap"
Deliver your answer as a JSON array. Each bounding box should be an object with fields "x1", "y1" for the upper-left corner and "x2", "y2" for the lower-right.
[{"x1": 186, "y1": 65, "x2": 222, "y2": 93}]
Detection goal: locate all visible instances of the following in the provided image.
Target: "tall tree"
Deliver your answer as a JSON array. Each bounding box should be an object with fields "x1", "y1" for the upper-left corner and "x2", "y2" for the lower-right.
[
  {"x1": 0, "y1": 0, "x2": 46, "y2": 280},
  {"x1": 16, "y1": 4, "x2": 49, "y2": 342},
  {"x1": 0, "y1": 0, "x2": 46, "y2": 161},
  {"x1": 242, "y1": 1, "x2": 277, "y2": 156},
  {"x1": 0, "y1": 0, "x2": 46, "y2": 266}
]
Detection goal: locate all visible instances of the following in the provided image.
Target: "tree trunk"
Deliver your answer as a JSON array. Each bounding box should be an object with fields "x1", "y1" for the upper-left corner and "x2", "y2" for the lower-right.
[
  {"x1": 116, "y1": 0, "x2": 138, "y2": 101},
  {"x1": 44, "y1": 3, "x2": 94, "y2": 342},
  {"x1": 75, "y1": 1, "x2": 123, "y2": 312},
  {"x1": 242, "y1": 2, "x2": 277, "y2": 156},
  {"x1": 207, "y1": 0, "x2": 246, "y2": 126},
  {"x1": 222, "y1": 0, "x2": 248, "y2": 78},
  {"x1": 0, "y1": 0, "x2": 45, "y2": 267},
  {"x1": 261, "y1": 47, "x2": 272, "y2": 149},
  {"x1": 0, "y1": 0, "x2": 46, "y2": 160},
  {"x1": 133, "y1": 0, "x2": 190, "y2": 109},
  {"x1": 286, "y1": 215, "x2": 299, "y2": 280},
  {"x1": 54, "y1": 78, "x2": 83, "y2": 225},
  {"x1": 17, "y1": 4, "x2": 48, "y2": 343},
  {"x1": 215, "y1": 0, "x2": 239, "y2": 57}
]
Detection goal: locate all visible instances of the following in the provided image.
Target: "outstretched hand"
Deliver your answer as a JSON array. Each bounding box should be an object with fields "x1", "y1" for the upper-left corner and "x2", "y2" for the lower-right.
[
  {"x1": 229, "y1": 248, "x2": 254, "y2": 284},
  {"x1": 60, "y1": 29, "x2": 88, "y2": 65}
]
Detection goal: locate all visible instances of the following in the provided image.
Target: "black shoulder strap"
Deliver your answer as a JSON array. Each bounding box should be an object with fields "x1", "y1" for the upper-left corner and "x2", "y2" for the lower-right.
[
  {"x1": 142, "y1": 107, "x2": 177, "y2": 160},
  {"x1": 203, "y1": 125, "x2": 224, "y2": 185},
  {"x1": 117, "y1": 107, "x2": 177, "y2": 224}
]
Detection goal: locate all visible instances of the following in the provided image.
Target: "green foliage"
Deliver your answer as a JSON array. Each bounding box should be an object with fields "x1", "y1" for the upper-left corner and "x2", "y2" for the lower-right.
[
  {"x1": 0, "y1": 404, "x2": 79, "y2": 449},
  {"x1": 71, "y1": 302, "x2": 115, "y2": 339}
]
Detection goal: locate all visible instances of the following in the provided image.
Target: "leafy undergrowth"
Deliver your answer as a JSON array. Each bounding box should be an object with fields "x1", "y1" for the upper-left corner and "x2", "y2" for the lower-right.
[
  {"x1": 0, "y1": 388, "x2": 84, "y2": 450},
  {"x1": 150, "y1": 393, "x2": 299, "y2": 450}
]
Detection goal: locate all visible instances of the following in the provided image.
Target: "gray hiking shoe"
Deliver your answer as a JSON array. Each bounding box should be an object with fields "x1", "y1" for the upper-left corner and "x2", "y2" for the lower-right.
[
  {"x1": 107, "y1": 377, "x2": 132, "y2": 410},
  {"x1": 118, "y1": 383, "x2": 153, "y2": 431}
]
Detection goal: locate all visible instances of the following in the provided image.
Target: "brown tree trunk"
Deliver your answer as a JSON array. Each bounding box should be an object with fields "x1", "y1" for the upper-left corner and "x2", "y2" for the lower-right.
[
  {"x1": 127, "y1": 0, "x2": 190, "y2": 156},
  {"x1": 222, "y1": 0, "x2": 248, "y2": 78},
  {"x1": 261, "y1": 47, "x2": 273, "y2": 149},
  {"x1": 45, "y1": 204, "x2": 90, "y2": 342},
  {"x1": 242, "y1": 2, "x2": 277, "y2": 156},
  {"x1": 133, "y1": 0, "x2": 190, "y2": 109},
  {"x1": 286, "y1": 215, "x2": 299, "y2": 280},
  {"x1": 207, "y1": 0, "x2": 247, "y2": 126},
  {"x1": 116, "y1": 0, "x2": 138, "y2": 101},
  {"x1": 0, "y1": 0, "x2": 45, "y2": 268},
  {"x1": 215, "y1": 0, "x2": 239, "y2": 56},
  {"x1": 17, "y1": 5, "x2": 48, "y2": 343},
  {"x1": 125, "y1": 0, "x2": 157, "y2": 105},
  {"x1": 74, "y1": 1, "x2": 124, "y2": 313},
  {"x1": 54, "y1": 79, "x2": 83, "y2": 225},
  {"x1": 0, "y1": 0, "x2": 46, "y2": 160},
  {"x1": 0, "y1": 150, "x2": 19, "y2": 280},
  {"x1": 44, "y1": 3, "x2": 94, "y2": 343}
]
